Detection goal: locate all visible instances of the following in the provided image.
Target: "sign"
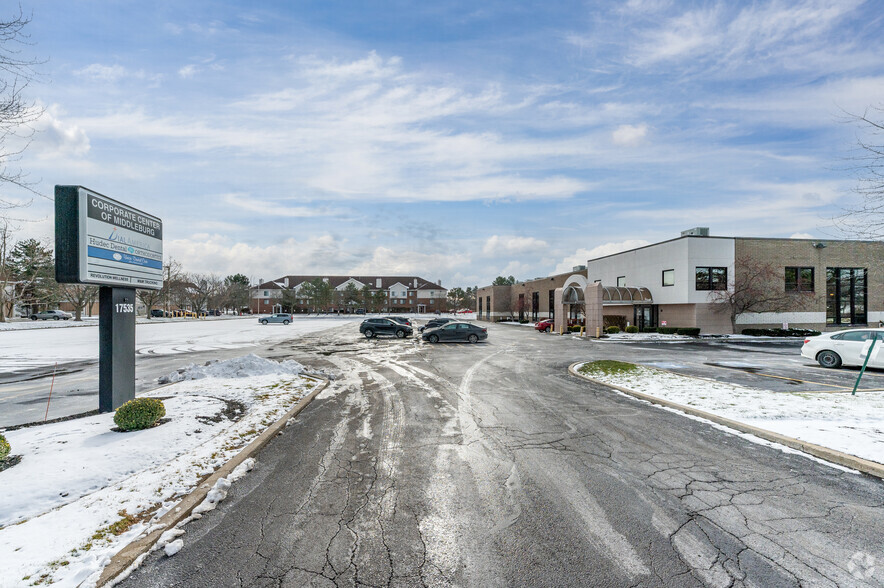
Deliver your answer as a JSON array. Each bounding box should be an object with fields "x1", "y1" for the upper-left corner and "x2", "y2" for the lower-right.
[
  {"x1": 661, "y1": 320, "x2": 667, "y2": 326},
  {"x1": 56, "y1": 186, "x2": 163, "y2": 290}
]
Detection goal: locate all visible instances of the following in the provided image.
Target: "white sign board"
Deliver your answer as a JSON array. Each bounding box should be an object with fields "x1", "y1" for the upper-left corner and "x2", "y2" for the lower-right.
[{"x1": 77, "y1": 188, "x2": 163, "y2": 289}]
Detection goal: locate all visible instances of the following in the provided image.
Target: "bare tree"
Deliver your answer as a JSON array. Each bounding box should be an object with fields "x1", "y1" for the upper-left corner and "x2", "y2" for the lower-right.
[
  {"x1": 0, "y1": 9, "x2": 44, "y2": 209},
  {"x1": 0, "y1": 221, "x2": 15, "y2": 320},
  {"x1": 61, "y1": 284, "x2": 98, "y2": 321},
  {"x1": 709, "y1": 258, "x2": 813, "y2": 332},
  {"x1": 183, "y1": 273, "x2": 220, "y2": 314},
  {"x1": 137, "y1": 287, "x2": 163, "y2": 318},
  {"x1": 836, "y1": 105, "x2": 884, "y2": 237}
]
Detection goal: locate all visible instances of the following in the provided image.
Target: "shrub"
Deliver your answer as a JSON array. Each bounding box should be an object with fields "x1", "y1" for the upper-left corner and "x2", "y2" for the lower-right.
[
  {"x1": 657, "y1": 327, "x2": 677, "y2": 335},
  {"x1": 519, "y1": 319, "x2": 529, "y2": 324},
  {"x1": 114, "y1": 398, "x2": 166, "y2": 431},
  {"x1": 605, "y1": 326, "x2": 620, "y2": 334},
  {"x1": 568, "y1": 325, "x2": 582, "y2": 333},
  {"x1": 741, "y1": 328, "x2": 821, "y2": 337},
  {"x1": 676, "y1": 327, "x2": 701, "y2": 337},
  {"x1": 642, "y1": 327, "x2": 657, "y2": 333},
  {"x1": 625, "y1": 325, "x2": 639, "y2": 333},
  {"x1": 0, "y1": 433, "x2": 9, "y2": 460}
]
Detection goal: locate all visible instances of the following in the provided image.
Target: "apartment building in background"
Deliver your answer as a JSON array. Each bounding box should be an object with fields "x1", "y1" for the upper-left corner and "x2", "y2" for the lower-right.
[{"x1": 251, "y1": 275, "x2": 447, "y2": 314}]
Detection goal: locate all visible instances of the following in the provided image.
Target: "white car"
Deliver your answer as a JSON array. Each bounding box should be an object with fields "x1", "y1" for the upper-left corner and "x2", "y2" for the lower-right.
[
  {"x1": 29, "y1": 310, "x2": 73, "y2": 321},
  {"x1": 801, "y1": 328, "x2": 884, "y2": 368}
]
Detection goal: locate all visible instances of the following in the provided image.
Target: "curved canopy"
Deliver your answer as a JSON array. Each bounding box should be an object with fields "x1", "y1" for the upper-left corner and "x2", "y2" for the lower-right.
[
  {"x1": 563, "y1": 286, "x2": 584, "y2": 304},
  {"x1": 602, "y1": 286, "x2": 653, "y2": 304}
]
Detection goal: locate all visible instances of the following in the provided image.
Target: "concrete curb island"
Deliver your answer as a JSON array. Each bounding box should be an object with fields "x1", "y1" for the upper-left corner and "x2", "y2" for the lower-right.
[
  {"x1": 568, "y1": 362, "x2": 884, "y2": 480},
  {"x1": 93, "y1": 376, "x2": 330, "y2": 587}
]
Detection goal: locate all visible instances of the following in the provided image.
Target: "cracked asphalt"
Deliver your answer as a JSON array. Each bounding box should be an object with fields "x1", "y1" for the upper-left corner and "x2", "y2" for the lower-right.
[{"x1": 118, "y1": 324, "x2": 884, "y2": 587}]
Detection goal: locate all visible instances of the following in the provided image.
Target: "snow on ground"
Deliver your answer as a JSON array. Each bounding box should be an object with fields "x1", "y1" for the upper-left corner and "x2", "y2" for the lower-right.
[
  {"x1": 0, "y1": 354, "x2": 321, "y2": 587},
  {"x1": 577, "y1": 362, "x2": 884, "y2": 466},
  {"x1": 0, "y1": 315, "x2": 358, "y2": 374}
]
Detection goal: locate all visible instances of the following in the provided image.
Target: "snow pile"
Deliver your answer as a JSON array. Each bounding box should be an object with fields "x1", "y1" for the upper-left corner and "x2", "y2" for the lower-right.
[
  {"x1": 578, "y1": 362, "x2": 884, "y2": 465},
  {"x1": 0, "y1": 368, "x2": 317, "y2": 587},
  {"x1": 159, "y1": 353, "x2": 304, "y2": 383}
]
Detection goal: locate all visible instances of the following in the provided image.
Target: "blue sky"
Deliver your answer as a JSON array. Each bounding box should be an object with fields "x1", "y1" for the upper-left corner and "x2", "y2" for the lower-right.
[{"x1": 8, "y1": 0, "x2": 884, "y2": 288}]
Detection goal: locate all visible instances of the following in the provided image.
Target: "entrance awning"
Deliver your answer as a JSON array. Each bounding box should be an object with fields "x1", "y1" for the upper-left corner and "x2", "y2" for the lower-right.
[{"x1": 602, "y1": 286, "x2": 652, "y2": 304}]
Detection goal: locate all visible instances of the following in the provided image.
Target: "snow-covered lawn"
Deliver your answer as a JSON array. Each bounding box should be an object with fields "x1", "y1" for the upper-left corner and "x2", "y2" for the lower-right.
[
  {"x1": 0, "y1": 355, "x2": 318, "y2": 588},
  {"x1": 0, "y1": 315, "x2": 359, "y2": 374},
  {"x1": 576, "y1": 361, "x2": 884, "y2": 466}
]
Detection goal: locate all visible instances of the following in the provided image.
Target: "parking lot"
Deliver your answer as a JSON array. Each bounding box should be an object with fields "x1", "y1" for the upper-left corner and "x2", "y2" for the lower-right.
[{"x1": 533, "y1": 331, "x2": 884, "y2": 394}]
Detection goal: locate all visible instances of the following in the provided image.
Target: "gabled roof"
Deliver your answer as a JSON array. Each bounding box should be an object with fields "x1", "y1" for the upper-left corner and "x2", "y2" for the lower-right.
[{"x1": 253, "y1": 275, "x2": 446, "y2": 292}]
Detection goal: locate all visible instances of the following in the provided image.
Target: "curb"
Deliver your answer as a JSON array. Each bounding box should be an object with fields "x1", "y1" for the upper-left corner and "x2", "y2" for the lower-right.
[
  {"x1": 94, "y1": 376, "x2": 330, "y2": 587},
  {"x1": 568, "y1": 362, "x2": 884, "y2": 480}
]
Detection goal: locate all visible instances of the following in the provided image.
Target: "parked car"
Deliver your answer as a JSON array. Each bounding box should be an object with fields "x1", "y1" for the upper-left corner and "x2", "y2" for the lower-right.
[
  {"x1": 535, "y1": 318, "x2": 555, "y2": 333},
  {"x1": 355, "y1": 308, "x2": 366, "y2": 315},
  {"x1": 385, "y1": 316, "x2": 412, "y2": 327},
  {"x1": 801, "y1": 328, "x2": 884, "y2": 368},
  {"x1": 360, "y1": 318, "x2": 413, "y2": 339},
  {"x1": 149, "y1": 309, "x2": 170, "y2": 318},
  {"x1": 259, "y1": 313, "x2": 293, "y2": 325},
  {"x1": 419, "y1": 317, "x2": 455, "y2": 333},
  {"x1": 29, "y1": 310, "x2": 72, "y2": 321},
  {"x1": 422, "y1": 321, "x2": 487, "y2": 344}
]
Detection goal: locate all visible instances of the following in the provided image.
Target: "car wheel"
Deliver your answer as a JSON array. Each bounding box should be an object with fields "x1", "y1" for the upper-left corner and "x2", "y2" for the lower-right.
[
  {"x1": 544, "y1": 326, "x2": 551, "y2": 333},
  {"x1": 428, "y1": 334, "x2": 439, "y2": 343},
  {"x1": 53, "y1": 316, "x2": 60, "y2": 320},
  {"x1": 261, "y1": 319, "x2": 268, "y2": 325},
  {"x1": 817, "y1": 350, "x2": 842, "y2": 369},
  {"x1": 364, "y1": 329, "x2": 374, "y2": 338},
  {"x1": 395, "y1": 329, "x2": 405, "y2": 338},
  {"x1": 283, "y1": 320, "x2": 290, "y2": 325},
  {"x1": 468, "y1": 334, "x2": 478, "y2": 344},
  {"x1": 30, "y1": 316, "x2": 37, "y2": 320}
]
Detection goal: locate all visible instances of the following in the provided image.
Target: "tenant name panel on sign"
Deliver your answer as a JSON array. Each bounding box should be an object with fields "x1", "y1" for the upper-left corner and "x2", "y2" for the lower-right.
[{"x1": 80, "y1": 188, "x2": 164, "y2": 289}]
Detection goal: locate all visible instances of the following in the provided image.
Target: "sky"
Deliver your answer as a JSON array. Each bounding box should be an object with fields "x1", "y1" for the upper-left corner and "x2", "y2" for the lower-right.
[{"x1": 4, "y1": 0, "x2": 884, "y2": 289}]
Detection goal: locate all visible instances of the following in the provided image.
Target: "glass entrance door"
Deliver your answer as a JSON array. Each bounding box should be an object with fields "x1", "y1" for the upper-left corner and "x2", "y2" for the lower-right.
[
  {"x1": 633, "y1": 305, "x2": 657, "y2": 330},
  {"x1": 827, "y1": 268, "x2": 867, "y2": 325}
]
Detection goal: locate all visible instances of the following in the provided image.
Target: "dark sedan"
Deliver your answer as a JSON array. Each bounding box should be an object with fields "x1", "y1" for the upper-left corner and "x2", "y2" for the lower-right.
[
  {"x1": 419, "y1": 317, "x2": 455, "y2": 332},
  {"x1": 360, "y1": 318, "x2": 413, "y2": 339},
  {"x1": 422, "y1": 321, "x2": 488, "y2": 344}
]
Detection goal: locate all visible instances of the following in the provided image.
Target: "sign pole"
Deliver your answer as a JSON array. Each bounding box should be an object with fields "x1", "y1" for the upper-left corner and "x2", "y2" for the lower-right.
[
  {"x1": 98, "y1": 287, "x2": 137, "y2": 412},
  {"x1": 851, "y1": 332, "x2": 878, "y2": 396},
  {"x1": 56, "y1": 185, "x2": 163, "y2": 413}
]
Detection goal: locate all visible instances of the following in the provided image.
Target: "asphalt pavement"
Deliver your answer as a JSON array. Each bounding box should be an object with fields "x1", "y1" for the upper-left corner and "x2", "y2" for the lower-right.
[{"x1": 118, "y1": 324, "x2": 884, "y2": 587}]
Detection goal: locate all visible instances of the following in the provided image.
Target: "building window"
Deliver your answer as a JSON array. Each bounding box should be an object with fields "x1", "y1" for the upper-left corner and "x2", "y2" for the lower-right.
[
  {"x1": 264, "y1": 299, "x2": 269, "y2": 304},
  {"x1": 616, "y1": 276, "x2": 626, "y2": 287},
  {"x1": 827, "y1": 268, "x2": 867, "y2": 325},
  {"x1": 785, "y1": 267, "x2": 814, "y2": 292},
  {"x1": 662, "y1": 269, "x2": 674, "y2": 287},
  {"x1": 263, "y1": 290, "x2": 269, "y2": 297},
  {"x1": 548, "y1": 290, "x2": 555, "y2": 319},
  {"x1": 696, "y1": 267, "x2": 727, "y2": 290}
]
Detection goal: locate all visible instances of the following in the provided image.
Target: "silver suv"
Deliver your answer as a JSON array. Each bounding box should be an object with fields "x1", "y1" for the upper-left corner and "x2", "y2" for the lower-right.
[{"x1": 259, "y1": 313, "x2": 292, "y2": 325}]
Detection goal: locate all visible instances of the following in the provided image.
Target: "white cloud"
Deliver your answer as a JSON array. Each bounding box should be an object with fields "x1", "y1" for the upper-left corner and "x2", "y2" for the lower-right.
[
  {"x1": 30, "y1": 107, "x2": 90, "y2": 158},
  {"x1": 554, "y1": 240, "x2": 651, "y2": 274},
  {"x1": 611, "y1": 123, "x2": 648, "y2": 146},
  {"x1": 349, "y1": 246, "x2": 468, "y2": 278},
  {"x1": 222, "y1": 194, "x2": 347, "y2": 217},
  {"x1": 178, "y1": 65, "x2": 198, "y2": 79},
  {"x1": 74, "y1": 64, "x2": 129, "y2": 82},
  {"x1": 482, "y1": 235, "x2": 548, "y2": 256},
  {"x1": 789, "y1": 232, "x2": 815, "y2": 239}
]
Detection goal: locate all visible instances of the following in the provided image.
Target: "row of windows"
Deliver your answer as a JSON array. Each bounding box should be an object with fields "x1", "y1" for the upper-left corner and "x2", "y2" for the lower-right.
[{"x1": 613, "y1": 266, "x2": 819, "y2": 292}]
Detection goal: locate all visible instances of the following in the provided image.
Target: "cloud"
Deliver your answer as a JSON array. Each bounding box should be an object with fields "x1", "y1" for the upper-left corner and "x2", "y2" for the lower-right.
[
  {"x1": 628, "y1": 0, "x2": 866, "y2": 73},
  {"x1": 349, "y1": 246, "x2": 467, "y2": 279},
  {"x1": 74, "y1": 64, "x2": 129, "y2": 82},
  {"x1": 482, "y1": 235, "x2": 548, "y2": 256},
  {"x1": 30, "y1": 107, "x2": 90, "y2": 158},
  {"x1": 611, "y1": 123, "x2": 648, "y2": 146},
  {"x1": 789, "y1": 232, "x2": 815, "y2": 239},
  {"x1": 222, "y1": 193, "x2": 347, "y2": 217},
  {"x1": 554, "y1": 240, "x2": 651, "y2": 274},
  {"x1": 178, "y1": 65, "x2": 198, "y2": 79}
]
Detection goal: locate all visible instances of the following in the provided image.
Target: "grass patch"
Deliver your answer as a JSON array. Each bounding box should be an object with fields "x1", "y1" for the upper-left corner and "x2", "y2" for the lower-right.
[{"x1": 578, "y1": 360, "x2": 641, "y2": 377}]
